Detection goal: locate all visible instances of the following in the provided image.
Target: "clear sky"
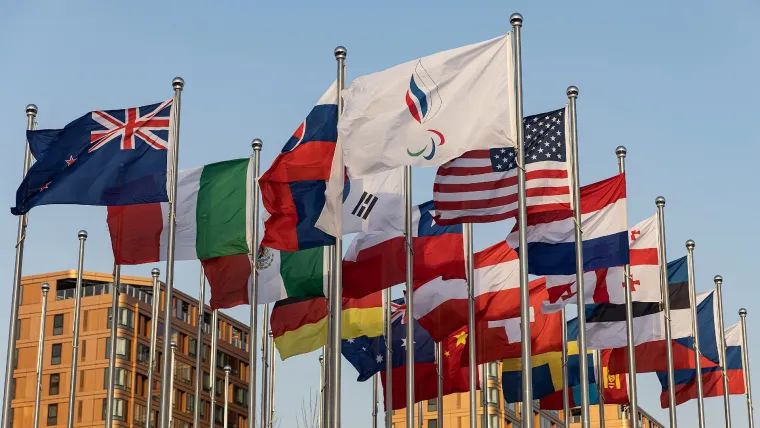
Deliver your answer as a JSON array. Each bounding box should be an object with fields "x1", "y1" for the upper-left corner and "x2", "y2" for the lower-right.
[{"x1": 1, "y1": 1, "x2": 758, "y2": 427}]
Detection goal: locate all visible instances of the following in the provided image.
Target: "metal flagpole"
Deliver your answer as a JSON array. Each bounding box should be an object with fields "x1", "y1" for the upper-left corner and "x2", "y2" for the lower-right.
[
  {"x1": 739, "y1": 308, "x2": 754, "y2": 428},
  {"x1": 510, "y1": 13, "x2": 533, "y2": 428},
  {"x1": 715, "y1": 275, "x2": 732, "y2": 428},
  {"x1": 324, "y1": 249, "x2": 332, "y2": 426},
  {"x1": 248, "y1": 138, "x2": 263, "y2": 428},
  {"x1": 329, "y1": 45, "x2": 347, "y2": 428},
  {"x1": 146, "y1": 268, "x2": 161, "y2": 428},
  {"x1": 193, "y1": 267, "x2": 206, "y2": 428},
  {"x1": 561, "y1": 308, "x2": 570, "y2": 428},
  {"x1": 261, "y1": 304, "x2": 270, "y2": 428},
  {"x1": 615, "y1": 146, "x2": 639, "y2": 428},
  {"x1": 159, "y1": 76, "x2": 185, "y2": 428},
  {"x1": 209, "y1": 310, "x2": 220, "y2": 427},
  {"x1": 384, "y1": 287, "x2": 393, "y2": 428},
  {"x1": 373, "y1": 374, "x2": 379, "y2": 428},
  {"x1": 319, "y1": 353, "x2": 325, "y2": 428},
  {"x1": 436, "y1": 342, "x2": 443, "y2": 428},
  {"x1": 168, "y1": 341, "x2": 177, "y2": 428},
  {"x1": 32, "y1": 283, "x2": 50, "y2": 428},
  {"x1": 224, "y1": 365, "x2": 232, "y2": 428},
  {"x1": 417, "y1": 402, "x2": 423, "y2": 428},
  {"x1": 655, "y1": 196, "x2": 678, "y2": 427},
  {"x1": 268, "y1": 331, "x2": 276, "y2": 427},
  {"x1": 465, "y1": 223, "x2": 477, "y2": 428},
  {"x1": 566, "y1": 85, "x2": 591, "y2": 428},
  {"x1": 686, "y1": 240, "x2": 706, "y2": 427},
  {"x1": 2, "y1": 103, "x2": 38, "y2": 427},
  {"x1": 403, "y1": 164, "x2": 416, "y2": 428},
  {"x1": 595, "y1": 350, "x2": 605, "y2": 428},
  {"x1": 66, "y1": 230, "x2": 88, "y2": 428},
  {"x1": 105, "y1": 264, "x2": 121, "y2": 428}
]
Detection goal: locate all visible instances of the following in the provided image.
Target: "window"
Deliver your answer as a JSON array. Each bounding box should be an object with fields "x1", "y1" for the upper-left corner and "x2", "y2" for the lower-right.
[
  {"x1": 427, "y1": 420, "x2": 438, "y2": 428},
  {"x1": 53, "y1": 314, "x2": 64, "y2": 335},
  {"x1": 177, "y1": 362, "x2": 192, "y2": 384},
  {"x1": 188, "y1": 338, "x2": 197, "y2": 357},
  {"x1": 104, "y1": 367, "x2": 132, "y2": 390},
  {"x1": 105, "y1": 337, "x2": 131, "y2": 361},
  {"x1": 47, "y1": 404, "x2": 58, "y2": 426},
  {"x1": 540, "y1": 416, "x2": 552, "y2": 428},
  {"x1": 102, "y1": 398, "x2": 127, "y2": 421},
  {"x1": 217, "y1": 350, "x2": 230, "y2": 369},
  {"x1": 134, "y1": 403, "x2": 147, "y2": 425},
  {"x1": 137, "y1": 343, "x2": 150, "y2": 363},
  {"x1": 234, "y1": 385, "x2": 247, "y2": 406},
  {"x1": 108, "y1": 307, "x2": 134, "y2": 329},
  {"x1": 203, "y1": 372, "x2": 211, "y2": 392},
  {"x1": 215, "y1": 377, "x2": 223, "y2": 397},
  {"x1": 176, "y1": 299, "x2": 190, "y2": 323},
  {"x1": 200, "y1": 400, "x2": 207, "y2": 418},
  {"x1": 214, "y1": 405, "x2": 224, "y2": 425},
  {"x1": 49, "y1": 374, "x2": 60, "y2": 395},
  {"x1": 571, "y1": 408, "x2": 582, "y2": 423},
  {"x1": 186, "y1": 393, "x2": 195, "y2": 413},
  {"x1": 9, "y1": 379, "x2": 14, "y2": 400},
  {"x1": 51, "y1": 343, "x2": 62, "y2": 365},
  {"x1": 427, "y1": 398, "x2": 437, "y2": 412}
]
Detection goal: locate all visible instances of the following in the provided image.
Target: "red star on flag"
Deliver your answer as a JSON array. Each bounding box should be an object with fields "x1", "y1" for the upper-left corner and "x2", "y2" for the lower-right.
[
  {"x1": 65, "y1": 156, "x2": 76, "y2": 166},
  {"x1": 40, "y1": 182, "x2": 51, "y2": 191}
]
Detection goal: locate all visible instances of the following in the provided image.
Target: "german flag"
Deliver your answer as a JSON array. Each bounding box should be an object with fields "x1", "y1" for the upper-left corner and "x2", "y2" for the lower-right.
[{"x1": 271, "y1": 291, "x2": 383, "y2": 359}]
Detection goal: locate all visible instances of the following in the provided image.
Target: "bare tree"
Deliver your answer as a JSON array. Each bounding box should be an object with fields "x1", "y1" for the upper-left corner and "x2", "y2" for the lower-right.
[{"x1": 295, "y1": 389, "x2": 319, "y2": 428}]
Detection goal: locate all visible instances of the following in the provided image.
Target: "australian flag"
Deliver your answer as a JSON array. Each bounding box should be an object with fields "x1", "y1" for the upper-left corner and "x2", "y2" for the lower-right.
[{"x1": 11, "y1": 99, "x2": 174, "y2": 215}]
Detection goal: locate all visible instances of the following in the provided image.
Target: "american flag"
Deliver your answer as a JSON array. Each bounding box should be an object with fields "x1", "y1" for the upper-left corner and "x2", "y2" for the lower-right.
[{"x1": 433, "y1": 108, "x2": 571, "y2": 225}]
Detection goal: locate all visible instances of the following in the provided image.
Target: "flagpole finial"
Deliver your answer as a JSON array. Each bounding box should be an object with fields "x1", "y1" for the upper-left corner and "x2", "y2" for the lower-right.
[
  {"x1": 252, "y1": 138, "x2": 263, "y2": 151},
  {"x1": 170, "y1": 340, "x2": 177, "y2": 350},
  {"x1": 740, "y1": 308, "x2": 747, "y2": 316},
  {"x1": 224, "y1": 365, "x2": 231, "y2": 374},
  {"x1": 78, "y1": 230, "x2": 88, "y2": 240},
  {"x1": 616, "y1": 146, "x2": 627, "y2": 158},
  {"x1": 686, "y1": 239, "x2": 695, "y2": 250},
  {"x1": 26, "y1": 104, "x2": 38, "y2": 116},
  {"x1": 334, "y1": 46, "x2": 347, "y2": 59},
  {"x1": 41, "y1": 283, "x2": 50, "y2": 292},
  {"x1": 566, "y1": 86, "x2": 579, "y2": 98},
  {"x1": 151, "y1": 268, "x2": 160, "y2": 278},
  {"x1": 714, "y1": 275, "x2": 723, "y2": 284},
  {"x1": 655, "y1": 196, "x2": 665, "y2": 207},
  {"x1": 510, "y1": 13, "x2": 523, "y2": 26},
  {"x1": 172, "y1": 77, "x2": 185, "y2": 90}
]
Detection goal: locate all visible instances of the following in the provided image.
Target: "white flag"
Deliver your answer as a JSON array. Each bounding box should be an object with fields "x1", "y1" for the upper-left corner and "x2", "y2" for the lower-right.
[{"x1": 339, "y1": 34, "x2": 517, "y2": 178}]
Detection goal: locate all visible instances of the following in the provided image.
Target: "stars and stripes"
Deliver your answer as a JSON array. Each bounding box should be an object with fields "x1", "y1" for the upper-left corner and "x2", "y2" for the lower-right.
[
  {"x1": 89, "y1": 99, "x2": 173, "y2": 153},
  {"x1": 433, "y1": 108, "x2": 571, "y2": 225}
]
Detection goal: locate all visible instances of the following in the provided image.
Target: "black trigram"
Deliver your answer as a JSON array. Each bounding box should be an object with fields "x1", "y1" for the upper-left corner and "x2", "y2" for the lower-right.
[{"x1": 351, "y1": 191, "x2": 378, "y2": 220}]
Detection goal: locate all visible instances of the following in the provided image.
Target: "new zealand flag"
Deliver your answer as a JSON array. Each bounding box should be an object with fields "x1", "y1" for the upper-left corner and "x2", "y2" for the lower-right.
[{"x1": 12, "y1": 100, "x2": 173, "y2": 215}]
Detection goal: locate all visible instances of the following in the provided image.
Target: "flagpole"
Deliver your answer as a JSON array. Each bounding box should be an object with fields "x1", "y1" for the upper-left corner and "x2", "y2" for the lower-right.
[
  {"x1": 168, "y1": 341, "x2": 178, "y2": 428},
  {"x1": 714, "y1": 275, "x2": 732, "y2": 428},
  {"x1": 330, "y1": 45, "x2": 347, "y2": 428},
  {"x1": 193, "y1": 266, "x2": 206, "y2": 428},
  {"x1": 66, "y1": 230, "x2": 87, "y2": 428},
  {"x1": 739, "y1": 308, "x2": 754, "y2": 428},
  {"x1": 31, "y1": 283, "x2": 50, "y2": 428},
  {"x1": 268, "y1": 330, "x2": 276, "y2": 427},
  {"x1": 561, "y1": 308, "x2": 570, "y2": 428},
  {"x1": 145, "y1": 268, "x2": 161, "y2": 428},
  {"x1": 105, "y1": 264, "x2": 121, "y2": 428},
  {"x1": 566, "y1": 85, "x2": 592, "y2": 428},
  {"x1": 261, "y1": 303, "x2": 270, "y2": 428},
  {"x1": 686, "y1": 240, "x2": 706, "y2": 427},
  {"x1": 319, "y1": 353, "x2": 325, "y2": 428},
  {"x1": 615, "y1": 145, "x2": 639, "y2": 428},
  {"x1": 372, "y1": 373, "x2": 379, "y2": 428},
  {"x1": 209, "y1": 309, "x2": 220, "y2": 426},
  {"x1": 465, "y1": 223, "x2": 477, "y2": 428},
  {"x1": 595, "y1": 350, "x2": 605, "y2": 428},
  {"x1": 384, "y1": 287, "x2": 393, "y2": 428},
  {"x1": 224, "y1": 365, "x2": 232, "y2": 428},
  {"x1": 324, "y1": 248, "x2": 333, "y2": 426},
  {"x1": 510, "y1": 13, "x2": 534, "y2": 428},
  {"x1": 159, "y1": 76, "x2": 185, "y2": 428},
  {"x1": 248, "y1": 138, "x2": 263, "y2": 428},
  {"x1": 404, "y1": 163, "x2": 416, "y2": 428},
  {"x1": 655, "y1": 196, "x2": 678, "y2": 427},
  {"x1": 2, "y1": 103, "x2": 38, "y2": 427},
  {"x1": 436, "y1": 342, "x2": 444, "y2": 428}
]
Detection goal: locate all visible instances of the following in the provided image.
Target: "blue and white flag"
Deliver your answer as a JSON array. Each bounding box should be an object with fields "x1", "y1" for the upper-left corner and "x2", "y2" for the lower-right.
[{"x1": 12, "y1": 100, "x2": 174, "y2": 215}]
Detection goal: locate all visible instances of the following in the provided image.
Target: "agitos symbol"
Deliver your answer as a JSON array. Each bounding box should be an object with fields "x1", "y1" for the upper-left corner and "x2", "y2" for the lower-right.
[{"x1": 405, "y1": 60, "x2": 444, "y2": 160}]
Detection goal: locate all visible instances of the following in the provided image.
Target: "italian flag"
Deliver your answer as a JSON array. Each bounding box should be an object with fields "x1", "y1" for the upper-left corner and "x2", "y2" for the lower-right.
[{"x1": 107, "y1": 158, "x2": 253, "y2": 263}]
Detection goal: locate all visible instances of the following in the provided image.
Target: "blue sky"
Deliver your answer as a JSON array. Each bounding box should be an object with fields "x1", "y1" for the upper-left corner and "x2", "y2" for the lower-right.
[{"x1": 1, "y1": 1, "x2": 758, "y2": 427}]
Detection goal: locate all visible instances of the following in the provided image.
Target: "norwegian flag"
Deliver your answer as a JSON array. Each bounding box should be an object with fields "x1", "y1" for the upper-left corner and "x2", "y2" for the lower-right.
[{"x1": 89, "y1": 99, "x2": 173, "y2": 152}]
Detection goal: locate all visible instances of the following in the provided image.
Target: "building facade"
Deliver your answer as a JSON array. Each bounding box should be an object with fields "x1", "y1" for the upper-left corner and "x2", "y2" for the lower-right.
[{"x1": 10, "y1": 270, "x2": 251, "y2": 427}]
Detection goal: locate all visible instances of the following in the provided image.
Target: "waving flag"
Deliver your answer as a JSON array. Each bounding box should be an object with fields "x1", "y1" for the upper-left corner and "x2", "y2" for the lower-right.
[
  {"x1": 413, "y1": 240, "x2": 520, "y2": 341},
  {"x1": 13, "y1": 100, "x2": 173, "y2": 215},
  {"x1": 433, "y1": 108, "x2": 571, "y2": 225},
  {"x1": 342, "y1": 200, "x2": 464, "y2": 299},
  {"x1": 339, "y1": 35, "x2": 516, "y2": 178}
]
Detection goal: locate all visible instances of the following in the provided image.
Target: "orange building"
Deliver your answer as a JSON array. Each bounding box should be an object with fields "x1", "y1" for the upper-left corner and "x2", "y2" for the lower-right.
[
  {"x1": 392, "y1": 362, "x2": 665, "y2": 428},
  {"x1": 10, "y1": 270, "x2": 251, "y2": 427}
]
